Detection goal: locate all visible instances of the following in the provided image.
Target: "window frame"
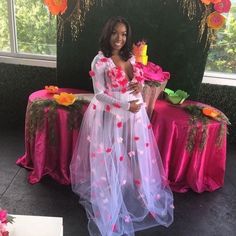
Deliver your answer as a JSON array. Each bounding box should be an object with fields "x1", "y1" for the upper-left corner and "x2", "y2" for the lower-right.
[{"x1": 0, "y1": 0, "x2": 56, "y2": 68}]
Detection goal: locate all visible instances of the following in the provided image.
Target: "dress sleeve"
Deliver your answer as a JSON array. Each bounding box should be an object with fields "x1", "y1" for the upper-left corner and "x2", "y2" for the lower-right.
[{"x1": 90, "y1": 55, "x2": 130, "y2": 111}]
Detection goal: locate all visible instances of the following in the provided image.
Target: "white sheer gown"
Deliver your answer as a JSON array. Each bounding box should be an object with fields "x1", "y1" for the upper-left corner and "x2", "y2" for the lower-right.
[{"x1": 70, "y1": 51, "x2": 174, "y2": 236}]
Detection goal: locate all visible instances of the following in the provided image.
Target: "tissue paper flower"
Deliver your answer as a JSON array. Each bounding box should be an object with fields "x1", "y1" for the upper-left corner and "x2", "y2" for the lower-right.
[
  {"x1": 45, "y1": 85, "x2": 59, "y2": 94},
  {"x1": 53, "y1": 92, "x2": 76, "y2": 106},
  {"x1": 44, "y1": 0, "x2": 67, "y2": 15},
  {"x1": 202, "y1": 107, "x2": 220, "y2": 118},
  {"x1": 214, "y1": 0, "x2": 231, "y2": 13},
  {"x1": 207, "y1": 11, "x2": 226, "y2": 29}
]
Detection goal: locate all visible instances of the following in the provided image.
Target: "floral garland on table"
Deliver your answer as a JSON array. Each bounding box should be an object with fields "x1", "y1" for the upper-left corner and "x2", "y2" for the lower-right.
[
  {"x1": 26, "y1": 91, "x2": 89, "y2": 145},
  {"x1": 0, "y1": 209, "x2": 14, "y2": 236},
  {"x1": 183, "y1": 104, "x2": 230, "y2": 152}
]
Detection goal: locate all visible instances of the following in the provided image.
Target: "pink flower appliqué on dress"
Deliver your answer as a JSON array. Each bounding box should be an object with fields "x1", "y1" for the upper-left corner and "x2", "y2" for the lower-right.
[{"x1": 107, "y1": 66, "x2": 129, "y2": 92}]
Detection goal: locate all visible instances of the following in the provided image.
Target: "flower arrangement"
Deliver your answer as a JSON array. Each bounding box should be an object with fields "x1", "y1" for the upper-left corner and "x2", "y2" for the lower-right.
[
  {"x1": 183, "y1": 104, "x2": 230, "y2": 152},
  {"x1": 53, "y1": 92, "x2": 77, "y2": 106},
  {"x1": 201, "y1": 0, "x2": 232, "y2": 30},
  {"x1": 0, "y1": 209, "x2": 14, "y2": 236},
  {"x1": 44, "y1": 0, "x2": 67, "y2": 15},
  {"x1": 45, "y1": 85, "x2": 59, "y2": 94}
]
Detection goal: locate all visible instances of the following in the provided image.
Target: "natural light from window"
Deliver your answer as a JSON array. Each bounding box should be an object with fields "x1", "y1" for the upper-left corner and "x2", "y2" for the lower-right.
[{"x1": 0, "y1": 0, "x2": 56, "y2": 60}]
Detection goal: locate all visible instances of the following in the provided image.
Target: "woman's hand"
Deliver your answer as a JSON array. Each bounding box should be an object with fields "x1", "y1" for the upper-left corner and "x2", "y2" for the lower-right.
[
  {"x1": 128, "y1": 82, "x2": 142, "y2": 95},
  {"x1": 129, "y1": 99, "x2": 142, "y2": 113}
]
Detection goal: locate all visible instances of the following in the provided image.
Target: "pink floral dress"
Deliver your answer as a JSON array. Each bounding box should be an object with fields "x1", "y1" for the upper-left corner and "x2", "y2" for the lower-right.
[{"x1": 70, "y1": 51, "x2": 174, "y2": 236}]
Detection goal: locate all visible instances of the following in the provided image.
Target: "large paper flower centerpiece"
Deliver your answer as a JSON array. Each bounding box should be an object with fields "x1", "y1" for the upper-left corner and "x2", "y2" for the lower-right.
[
  {"x1": 143, "y1": 62, "x2": 170, "y2": 84},
  {"x1": 45, "y1": 85, "x2": 59, "y2": 94},
  {"x1": 0, "y1": 209, "x2": 14, "y2": 236},
  {"x1": 53, "y1": 92, "x2": 77, "y2": 106},
  {"x1": 44, "y1": 0, "x2": 67, "y2": 15}
]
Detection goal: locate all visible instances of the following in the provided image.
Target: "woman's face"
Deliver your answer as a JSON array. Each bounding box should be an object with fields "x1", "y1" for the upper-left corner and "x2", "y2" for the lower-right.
[{"x1": 110, "y1": 23, "x2": 127, "y2": 54}]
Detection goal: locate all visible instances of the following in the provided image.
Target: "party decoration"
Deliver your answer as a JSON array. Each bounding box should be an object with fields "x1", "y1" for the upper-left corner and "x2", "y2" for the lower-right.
[
  {"x1": 164, "y1": 88, "x2": 189, "y2": 104},
  {"x1": 202, "y1": 107, "x2": 220, "y2": 118},
  {"x1": 58, "y1": 0, "x2": 96, "y2": 43},
  {"x1": 44, "y1": 0, "x2": 67, "y2": 15},
  {"x1": 0, "y1": 209, "x2": 14, "y2": 236},
  {"x1": 53, "y1": 92, "x2": 77, "y2": 106},
  {"x1": 214, "y1": 0, "x2": 231, "y2": 13},
  {"x1": 45, "y1": 85, "x2": 59, "y2": 94},
  {"x1": 207, "y1": 11, "x2": 226, "y2": 29},
  {"x1": 132, "y1": 41, "x2": 148, "y2": 65}
]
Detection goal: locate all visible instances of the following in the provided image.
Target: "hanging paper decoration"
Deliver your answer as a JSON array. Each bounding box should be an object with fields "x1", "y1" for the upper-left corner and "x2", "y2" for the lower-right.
[
  {"x1": 207, "y1": 11, "x2": 226, "y2": 29},
  {"x1": 214, "y1": 0, "x2": 231, "y2": 13},
  {"x1": 44, "y1": 0, "x2": 67, "y2": 15},
  {"x1": 57, "y1": 0, "x2": 97, "y2": 44},
  {"x1": 178, "y1": 0, "x2": 232, "y2": 46}
]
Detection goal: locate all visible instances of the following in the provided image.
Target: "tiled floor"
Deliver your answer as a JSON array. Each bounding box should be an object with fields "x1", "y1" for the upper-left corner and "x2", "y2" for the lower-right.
[{"x1": 0, "y1": 128, "x2": 236, "y2": 236}]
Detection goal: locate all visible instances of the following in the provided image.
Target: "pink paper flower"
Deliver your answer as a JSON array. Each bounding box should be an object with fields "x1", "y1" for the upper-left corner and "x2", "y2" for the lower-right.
[
  {"x1": 0, "y1": 210, "x2": 7, "y2": 224},
  {"x1": 214, "y1": 0, "x2": 231, "y2": 13}
]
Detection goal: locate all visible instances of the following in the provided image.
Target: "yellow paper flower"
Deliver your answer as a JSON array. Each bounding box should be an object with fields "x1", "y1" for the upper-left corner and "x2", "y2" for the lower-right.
[
  {"x1": 207, "y1": 11, "x2": 226, "y2": 29},
  {"x1": 45, "y1": 85, "x2": 59, "y2": 94},
  {"x1": 53, "y1": 92, "x2": 76, "y2": 106}
]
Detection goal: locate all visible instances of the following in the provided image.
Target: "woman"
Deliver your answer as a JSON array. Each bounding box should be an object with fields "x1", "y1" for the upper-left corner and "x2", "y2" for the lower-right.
[{"x1": 70, "y1": 16, "x2": 174, "y2": 236}]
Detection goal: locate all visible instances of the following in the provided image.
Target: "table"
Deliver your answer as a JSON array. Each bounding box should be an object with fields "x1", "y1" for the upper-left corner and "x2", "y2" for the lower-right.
[
  {"x1": 151, "y1": 100, "x2": 227, "y2": 193},
  {"x1": 7, "y1": 215, "x2": 63, "y2": 236},
  {"x1": 17, "y1": 90, "x2": 227, "y2": 193},
  {"x1": 16, "y1": 88, "x2": 89, "y2": 184}
]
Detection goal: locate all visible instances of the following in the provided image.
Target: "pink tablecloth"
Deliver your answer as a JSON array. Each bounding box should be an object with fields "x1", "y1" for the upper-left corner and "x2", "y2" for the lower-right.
[
  {"x1": 16, "y1": 88, "x2": 89, "y2": 184},
  {"x1": 17, "y1": 91, "x2": 227, "y2": 193},
  {"x1": 151, "y1": 100, "x2": 227, "y2": 193}
]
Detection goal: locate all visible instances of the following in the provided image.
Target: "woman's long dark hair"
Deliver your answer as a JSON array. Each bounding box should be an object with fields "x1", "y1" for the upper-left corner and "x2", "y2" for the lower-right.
[{"x1": 99, "y1": 16, "x2": 132, "y2": 61}]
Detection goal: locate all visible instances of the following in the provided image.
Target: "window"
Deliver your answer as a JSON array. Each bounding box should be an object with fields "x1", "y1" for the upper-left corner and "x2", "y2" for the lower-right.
[
  {"x1": 205, "y1": 1, "x2": 236, "y2": 75},
  {"x1": 0, "y1": 0, "x2": 11, "y2": 52},
  {"x1": 0, "y1": 0, "x2": 56, "y2": 63}
]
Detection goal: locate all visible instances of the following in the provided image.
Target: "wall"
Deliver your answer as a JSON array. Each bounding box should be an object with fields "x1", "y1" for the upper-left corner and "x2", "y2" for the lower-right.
[
  {"x1": 57, "y1": 0, "x2": 210, "y2": 99},
  {"x1": 0, "y1": 63, "x2": 57, "y2": 130}
]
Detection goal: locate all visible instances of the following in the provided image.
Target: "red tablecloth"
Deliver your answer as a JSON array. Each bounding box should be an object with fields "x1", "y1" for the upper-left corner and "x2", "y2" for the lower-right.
[
  {"x1": 16, "y1": 88, "x2": 89, "y2": 184},
  {"x1": 151, "y1": 100, "x2": 227, "y2": 193},
  {"x1": 17, "y1": 90, "x2": 227, "y2": 193}
]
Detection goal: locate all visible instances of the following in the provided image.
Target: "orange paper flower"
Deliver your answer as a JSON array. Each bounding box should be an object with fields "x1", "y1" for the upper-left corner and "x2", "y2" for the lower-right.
[
  {"x1": 202, "y1": 107, "x2": 220, "y2": 118},
  {"x1": 207, "y1": 11, "x2": 226, "y2": 29},
  {"x1": 44, "y1": 0, "x2": 67, "y2": 15},
  {"x1": 201, "y1": 0, "x2": 222, "y2": 5},
  {"x1": 53, "y1": 92, "x2": 76, "y2": 106},
  {"x1": 45, "y1": 85, "x2": 59, "y2": 94}
]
